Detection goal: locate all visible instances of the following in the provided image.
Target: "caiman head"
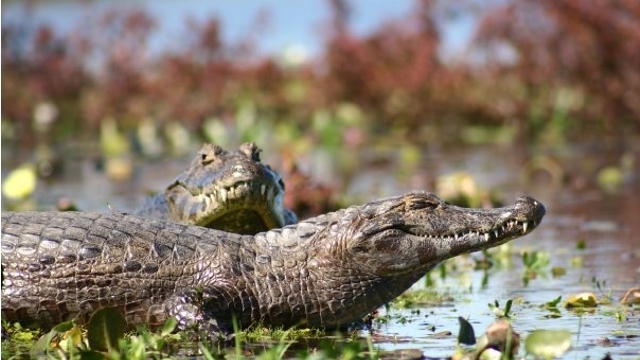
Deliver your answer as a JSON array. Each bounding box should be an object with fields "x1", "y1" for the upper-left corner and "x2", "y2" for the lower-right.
[
  {"x1": 165, "y1": 143, "x2": 288, "y2": 234},
  {"x1": 342, "y1": 191, "x2": 546, "y2": 277}
]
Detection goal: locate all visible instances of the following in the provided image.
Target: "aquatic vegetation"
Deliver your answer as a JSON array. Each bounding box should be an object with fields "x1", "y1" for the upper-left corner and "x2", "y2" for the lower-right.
[
  {"x1": 391, "y1": 288, "x2": 456, "y2": 309},
  {"x1": 621, "y1": 287, "x2": 640, "y2": 306},
  {"x1": 488, "y1": 299, "x2": 514, "y2": 319},
  {"x1": 521, "y1": 250, "x2": 551, "y2": 286},
  {"x1": 1, "y1": 163, "x2": 37, "y2": 202},
  {"x1": 454, "y1": 318, "x2": 521, "y2": 360},
  {"x1": 435, "y1": 171, "x2": 503, "y2": 208},
  {"x1": 592, "y1": 277, "x2": 613, "y2": 304},
  {"x1": 524, "y1": 330, "x2": 572, "y2": 360},
  {"x1": 543, "y1": 296, "x2": 563, "y2": 318},
  {"x1": 565, "y1": 293, "x2": 598, "y2": 310}
]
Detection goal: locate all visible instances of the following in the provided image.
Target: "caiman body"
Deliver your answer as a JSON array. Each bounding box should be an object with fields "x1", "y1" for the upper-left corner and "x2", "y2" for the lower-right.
[
  {"x1": 134, "y1": 142, "x2": 296, "y2": 235},
  {"x1": 1, "y1": 191, "x2": 545, "y2": 336}
]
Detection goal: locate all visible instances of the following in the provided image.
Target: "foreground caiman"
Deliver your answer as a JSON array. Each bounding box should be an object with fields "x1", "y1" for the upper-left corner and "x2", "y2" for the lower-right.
[
  {"x1": 1, "y1": 191, "x2": 545, "y2": 336},
  {"x1": 134, "y1": 142, "x2": 296, "y2": 235}
]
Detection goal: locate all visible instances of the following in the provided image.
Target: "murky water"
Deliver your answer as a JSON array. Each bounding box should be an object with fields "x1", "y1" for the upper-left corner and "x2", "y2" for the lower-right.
[{"x1": 2, "y1": 140, "x2": 639, "y2": 359}]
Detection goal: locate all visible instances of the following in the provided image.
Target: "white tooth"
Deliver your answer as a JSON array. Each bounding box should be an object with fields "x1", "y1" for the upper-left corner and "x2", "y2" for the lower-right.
[
  {"x1": 220, "y1": 189, "x2": 228, "y2": 202},
  {"x1": 494, "y1": 230, "x2": 499, "y2": 238},
  {"x1": 484, "y1": 233, "x2": 489, "y2": 241},
  {"x1": 261, "y1": 184, "x2": 267, "y2": 195},
  {"x1": 198, "y1": 193, "x2": 205, "y2": 202},
  {"x1": 522, "y1": 222, "x2": 528, "y2": 234},
  {"x1": 454, "y1": 233, "x2": 458, "y2": 240}
]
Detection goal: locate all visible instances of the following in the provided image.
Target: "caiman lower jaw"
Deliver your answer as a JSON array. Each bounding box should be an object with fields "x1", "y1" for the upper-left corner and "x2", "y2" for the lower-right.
[{"x1": 187, "y1": 180, "x2": 285, "y2": 229}]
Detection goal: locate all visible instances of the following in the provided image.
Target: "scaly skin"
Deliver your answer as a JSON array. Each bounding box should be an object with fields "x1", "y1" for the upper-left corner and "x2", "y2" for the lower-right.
[
  {"x1": 134, "y1": 143, "x2": 296, "y2": 235},
  {"x1": 1, "y1": 191, "x2": 545, "y2": 336}
]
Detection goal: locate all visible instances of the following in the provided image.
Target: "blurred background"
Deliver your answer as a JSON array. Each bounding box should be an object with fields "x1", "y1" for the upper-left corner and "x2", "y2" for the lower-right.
[{"x1": 1, "y1": 0, "x2": 639, "y2": 212}]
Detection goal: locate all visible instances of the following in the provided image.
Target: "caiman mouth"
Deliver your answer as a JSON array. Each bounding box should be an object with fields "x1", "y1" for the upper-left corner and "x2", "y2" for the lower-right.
[
  {"x1": 170, "y1": 178, "x2": 286, "y2": 233},
  {"x1": 350, "y1": 192, "x2": 545, "y2": 276},
  {"x1": 405, "y1": 195, "x2": 546, "y2": 256},
  {"x1": 437, "y1": 217, "x2": 543, "y2": 243}
]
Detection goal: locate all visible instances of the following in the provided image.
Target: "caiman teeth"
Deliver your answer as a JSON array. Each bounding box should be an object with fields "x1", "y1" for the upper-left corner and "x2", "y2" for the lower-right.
[
  {"x1": 261, "y1": 184, "x2": 267, "y2": 196},
  {"x1": 420, "y1": 219, "x2": 536, "y2": 241},
  {"x1": 220, "y1": 189, "x2": 228, "y2": 203}
]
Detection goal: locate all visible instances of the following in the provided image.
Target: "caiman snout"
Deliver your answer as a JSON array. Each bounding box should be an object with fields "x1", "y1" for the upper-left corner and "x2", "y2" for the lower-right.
[{"x1": 513, "y1": 196, "x2": 546, "y2": 227}]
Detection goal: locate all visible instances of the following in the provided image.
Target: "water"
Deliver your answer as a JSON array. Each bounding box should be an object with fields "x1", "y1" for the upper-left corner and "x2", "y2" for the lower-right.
[{"x1": 2, "y1": 141, "x2": 639, "y2": 359}]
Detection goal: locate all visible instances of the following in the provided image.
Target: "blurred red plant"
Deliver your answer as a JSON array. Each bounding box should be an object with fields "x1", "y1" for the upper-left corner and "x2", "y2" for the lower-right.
[
  {"x1": 2, "y1": 0, "x2": 638, "y2": 150},
  {"x1": 473, "y1": 0, "x2": 640, "y2": 135}
]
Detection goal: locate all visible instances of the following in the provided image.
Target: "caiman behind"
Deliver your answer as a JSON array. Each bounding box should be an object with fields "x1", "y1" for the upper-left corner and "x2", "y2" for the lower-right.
[
  {"x1": 1, "y1": 191, "x2": 545, "y2": 336},
  {"x1": 135, "y1": 142, "x2": 296, "y2": 234}
]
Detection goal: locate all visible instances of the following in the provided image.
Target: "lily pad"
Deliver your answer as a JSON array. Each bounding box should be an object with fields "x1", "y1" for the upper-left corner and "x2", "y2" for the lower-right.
[
  {"x1": 565, "y1": 292, "x2": 598, "y2": 308},
  {"x1": 525, "y1": 330, "x2": 571, "y2": 359},
  {"x1": 2, "y1": 163, "x2": 36, "y2": 200},
  {"x1": 86, "y1": 307, "x2": 127, "y2": 351}
]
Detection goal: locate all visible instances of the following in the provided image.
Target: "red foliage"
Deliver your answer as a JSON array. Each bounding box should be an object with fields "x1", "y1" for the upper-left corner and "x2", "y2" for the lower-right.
[
  {"x1": 2, "y1": 0, "x2": 638, "y2": 147},
  {"x1": 475, "y1": 0, "x2": 640, "y2": 132}
]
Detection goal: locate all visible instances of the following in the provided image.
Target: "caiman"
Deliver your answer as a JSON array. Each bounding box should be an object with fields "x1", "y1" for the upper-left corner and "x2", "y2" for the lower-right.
[
  {"x1": 134, "y1": 142, "x2": 296, "y2": 235},
  {"x1": 1, "y1": 191, "x2": 545, "y2": 337}
]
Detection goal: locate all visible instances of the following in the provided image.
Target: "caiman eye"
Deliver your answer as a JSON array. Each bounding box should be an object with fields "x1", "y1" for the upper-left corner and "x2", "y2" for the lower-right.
[
  {"x1": 199, "y1": 144, "x2": 224, "y2": 165},
  {"x1": 404, "y1": 192, "x2": 443, "y2": 211},
  {"x1": 405, "y1": 198, "x2": 439, "y2": 211}
]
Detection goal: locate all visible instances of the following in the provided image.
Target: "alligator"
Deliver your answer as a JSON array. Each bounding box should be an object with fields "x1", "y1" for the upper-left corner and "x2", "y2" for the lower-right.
[
  {"x1": 134, "y1": 142, "x2": 296, "y2": 235},
  {"x1": 1, "y1": 191, "x2": 545, "y2": 337}
]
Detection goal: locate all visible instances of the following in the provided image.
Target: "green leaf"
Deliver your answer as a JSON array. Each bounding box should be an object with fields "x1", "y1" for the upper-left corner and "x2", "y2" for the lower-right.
[
  {"x1": 31, "y1": 321, "x2": 75, "y2": 357},
  {"x1": 525, "y1": 330, "x2": 571, "y2": 359},
  {"x1": 545, "y1": 296, "x2": 562, "y2": 309},
  {"x1": 52, "y1": 321, "x2": 75, "y2": 333},
  {"x1": 86, "y1": 307, "x2": 127, "y2": 351},
  {"x1": 161, "y1": 317, "x2": 178, "y2": 337},
  {"x1": 457, "y1": 317, "x2": 476, "y2": 345},
  {"x1": 504, "y1": 299, "x2": 513, "y2": 318}
]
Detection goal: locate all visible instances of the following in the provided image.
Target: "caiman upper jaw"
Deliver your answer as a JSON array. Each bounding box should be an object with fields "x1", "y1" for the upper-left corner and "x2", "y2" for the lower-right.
[{"x1": 401, "y1": 192, "x2": 546, "y2": 239}]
